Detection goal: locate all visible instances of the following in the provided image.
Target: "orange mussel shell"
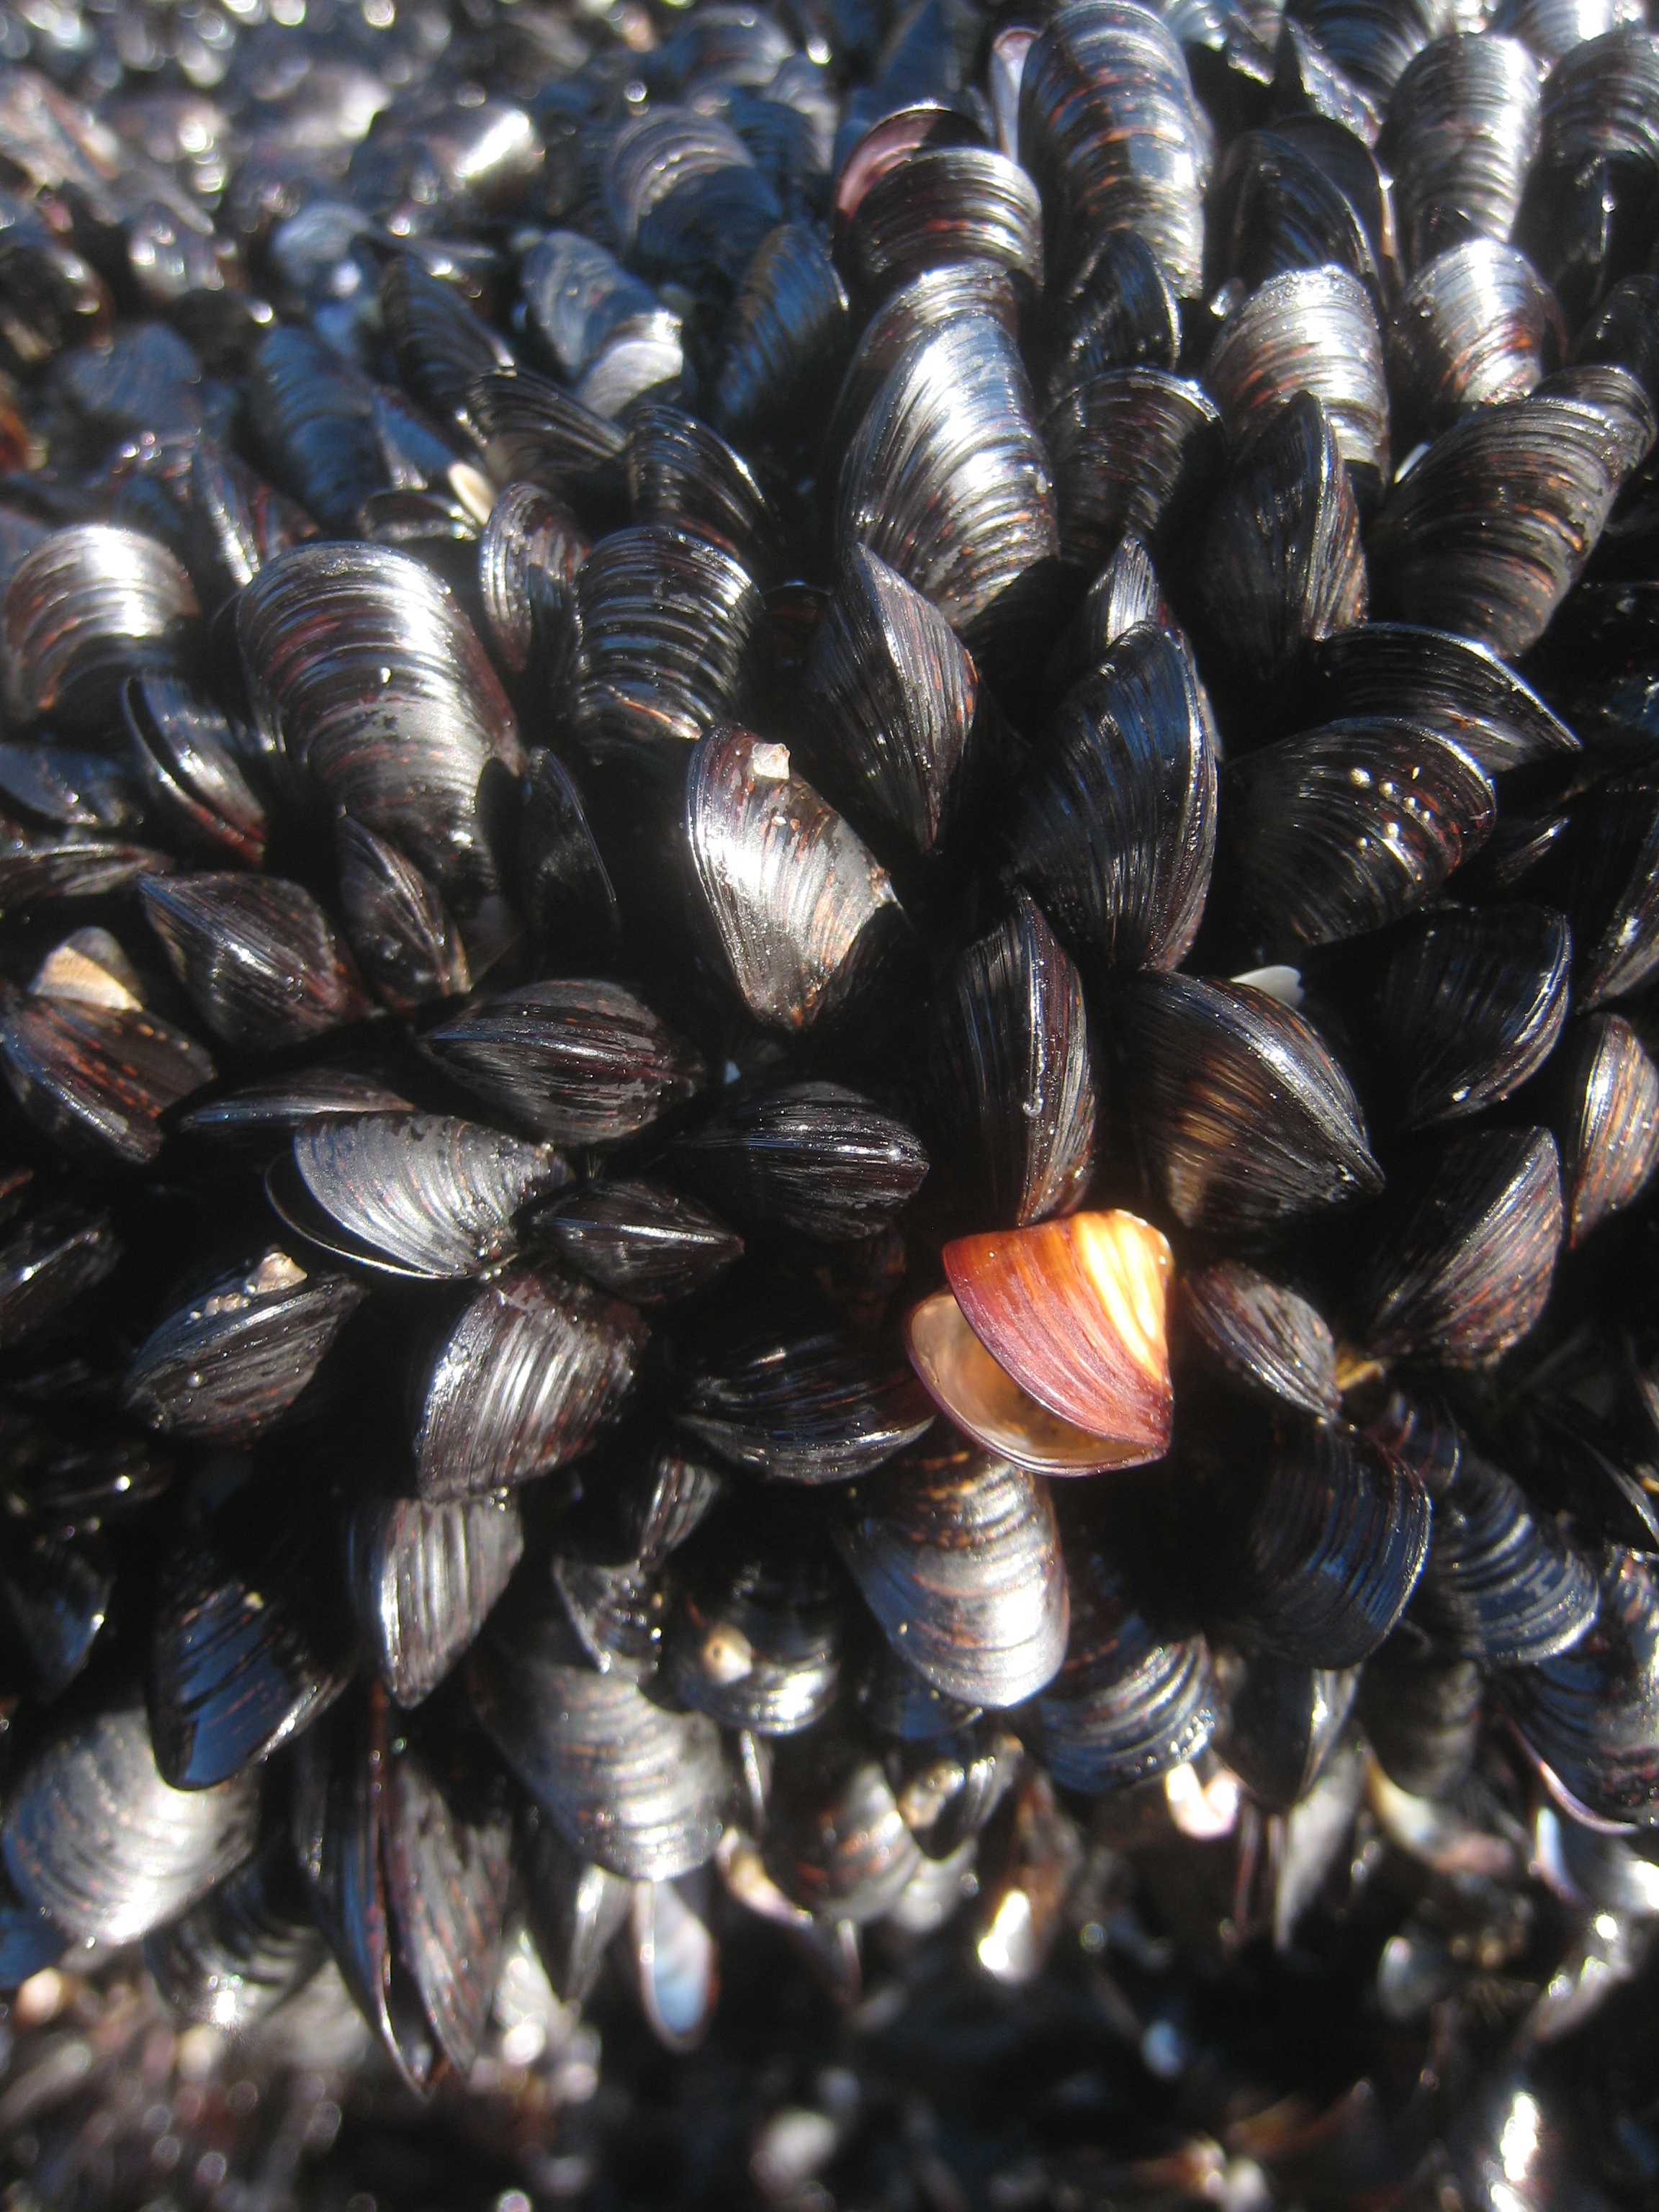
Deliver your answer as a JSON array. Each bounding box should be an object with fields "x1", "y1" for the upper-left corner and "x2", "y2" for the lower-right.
[{"x1": 904, "y1": 1211, "x2": 1174, "y2": 1475}]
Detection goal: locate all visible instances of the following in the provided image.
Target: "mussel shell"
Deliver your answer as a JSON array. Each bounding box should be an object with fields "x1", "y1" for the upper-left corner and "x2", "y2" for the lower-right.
[
  {"x1": 685, "y1": 724, "x2": 907, "y2": 1035},
  {"x1": 144, "y1": 1829, "x2": 325, "y2": 2033},
  {"x1": 347, "y1": 1490, "x2": 524, "y2": 1707},
  {"x1": 1303, "y1": 623, "x2": 1578, "y2": 773},
  {"x1": 1226, "y1": 1657, "x2": 1357, "y2": 1812},
  {"x1": 1383, "y1": 35, "x2": 1543, "y2": 271},
  {"x1": 150, "y1": 1461, "x2": 356, "y2": 1789},
  {"x1": 249, "y1": 323, "x2": 385, "y2": 534},
  {"x1": 822, "y1": 264, "x2": 1021, "y2": 484},
  {"x1": 713, "y1": 220, "x2": 851, "y2": 443},
  {"x1": 836, "y1": 1439, "x2": 1068, "y2": 1708},
  {"x1": 673, "y1": 1081, "x2": 928, "y2": 1245},
  {"x1": 1043, "y1": 368, "x2": 1226, "y2": 563},
  {"x1": 552, "y1": 1550, "x2": 665, "y2": 1683},
  {"x1": 1022, "y1": 1540, "x2": 1215, "y2": 1794},
  {"x1": 761, "y1": 1735, "x2": 922, "y2": 1920},
  {"x1": 1043, "y1": 231, "x2": 1180, "y2": 408},
  {"x1": 336, "y1": 817, "x2": 469, "y2": 1015},
  {"x1": 3, "y1": 1697, "x2": 258, "y2": 1943},
  {"x1": 382, "y1": 253, "x2": 512, "y2": 431},
  {"x1": 927, "y1": 891, "x2": 1097, "y2": 1231},
  {"x1": 665, "y1": 1521, "x2": 845, "y2": 1734},
  {"x1": 0, "y1": 1196, "x2": 120, "y2": 1348},
  {"x1": 624, "y1": 403, "x2": 782, "y2": 584},
  {"x1": 1195, "y1": 388, "x2": 1367, "y2": 693},
  {"x1": 520, "y1": 1814, "x2": 633, "y2": 2004},
  {"x1": 605, "y1": 104, "x2": 782, "y2": 292},
  {"x1": 519, "y1": 230, "x2": 659, "y2": 385},
  {"x1": 629, "y1": 1873, "x2": 719, "y2": 2051},
  {"x1": 1174, "y1": 1260, "x2": 1340, "y2": 1418},
  {"x1": 3, "y1": 523, "x2": 202, "y2": 734},
  {"x1": 178, "y1": 1071, "x2": 414, "y2": 1151},
  {"x1": 0, "y1": 744, "x2": 140, "y2": 833},
  {"x1": 1552, "y1": 1012, "x2": 1659, "y2": 1243},
  {"x1": 1214, "y1": 720, "x2": 1496, "y2": 956},
  {"x1": 1010, "y1": 623, "x2": 1216, "y2": 975},
  {"x1": 1369, "y1": 903, "x2": 1573, "y2": 1127},
  {"x1": 139, "y1": 873, "x2": 370, "y2": 1054},
  {"x1": 1115, "y1": 971, "x2": 1382, "y2": 1235},
  {"x1": 413, "y1": 1265, "x2": 644, "y2": 1500},
  {"x1": 274, "y1": 1112, "x2": 563, "y2": 1281},
  {"x1": 1496, "y1": 1549, "x2": 1659, "y2": 1829},
  {"x1": 122, "y1": 1250, "x2": 364, "y2": 1444},
  {"x1": 1228, "y1": 1423, "x2": 1432, "y2": 1667},
  {"x1": 0, "y1": 990, "x2": 215, "y2": 1166},
  {"x1": 1533, "y1": 776, "x2": 1659, "y2": 1007},
  {"x1": 1411, "y1": 1448, "x2": 1597, "y2": 1665},
  {"x1": 470, "y1": 1598, "x2": 729, "y2": 1881},
  {"x1": 677, "y1": 1292, "x2": 934, "y2": 1483},
  {"x1": 1356, "y1": 1126, "x2": 1563, "y2": 1364},
  {"x1": 1208, "y1": 127, "x2": 1385, "y2": 297},
  {"x1": 122, "y1": 673, "x2": 268, "y2": 867},
  {"x1": 1386, "y1": 243, "x2": 1564, "y2": 441},
  {"x1": 536, "y1": 1179, "x2": 742, "y2": 1305},
  {"x1": 1356, "y1": 1638, "x2": 1483, "y2": 1799},
  {"x1": 477, "y1": 482, "x2": 588, "y2": 681},
  {"x1": 424, "y1": 980, "x2": 705, "y2": 1146},
  {"x1": 843, "y1": 145, "x2": 1043, "y2": 300},
  {"x1": 466, "y1": 365, "x2": 628, "y2": 515},
  {"x1": 1201, "y1": 264, "x2": 1390, "y2": 499},
  {"x1": 516, "y1": 748, "x2": 621, "y2": 966},
  {"x1": 1, "y1": 1527, "x2": 111, "y2": 1699},
  {"x1": 187, "y1": 438, "x2": 318, "y2": 613}
]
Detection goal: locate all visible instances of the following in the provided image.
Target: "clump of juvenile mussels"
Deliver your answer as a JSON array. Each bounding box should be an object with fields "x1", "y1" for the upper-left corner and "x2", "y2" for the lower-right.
[{"x1": 4, "y1": 0, "x2": 1659, "y2": 2203}]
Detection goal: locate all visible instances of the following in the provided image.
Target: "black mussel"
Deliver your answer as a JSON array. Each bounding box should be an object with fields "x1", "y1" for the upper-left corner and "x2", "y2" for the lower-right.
[
  {"x1": 144, "y1": 1830, "x2": 325, "y2": 2033},
  {"x1": 822, "y1": 264, "x2": 1022, "y2": 482},
  {"x1": 0, "y1": 823, "x2": 176, "y2": 912},
  {"x1": 1042, "y1": 231, "x2": 1180, "y2": 409},
  {"x1": 1285, "y1": 0, "x2": 1447, "y2": 101},
  {"x1": 1520, "y1": 24, "x2": 1659, "y2": 318},
  {"x1": 552, "y1": 1550, "x2": 665, "y2": 1683},
  {"x1": 1195, "y1": 390, "x2": 1367, "y2": 695},
  {"x1": 122, "y1": 1247, "x2": 364, "y2": 1444},
  {"x1": 1550, "y1": 1013, "x2": 1659, "y2": 1243},
  {"x1": 187, "y1": 439, "x2": 318, "y2": 616},
  {"x1": 0, "y1": 1194, "x2": 119, "y2": 1349},
  {"x1": 518, "y1": 230, "x2": 660, "y2": 387},
  {"x1": 1357, "y1": 1636, "x2": 1483, "y2": 1799},
  {"x1": 795, "y1": 542, "x2": 983, "y2": 866},
  {"x1": 863, "y1": 1642, "x2": 984, "y2": 1742},
  {"x1": 140, "y1": 873, "x2": 371, "y2": 1053},
  {"x1": 1355, "y1": 1126, "x2": 1563, "y2": 1364},
  {"x1": 1022, "y1": 1539, "x2": 1215, "y2": 1794},
  {"x1": 122, "y1": 673, "x2": 268, "y2": 867},
  {"x1": 1368, "y1": 904, "x2": 1573, "y2": 1128},
  {"x1": 1214, "y1": 721, "x2": 1495, "y2": 956},
  {"x1": 1496, "y1": 1549, "x2": 1659, "y2": 1828},
  {"x1": 179, "y1": 1071, "x2": 413, "y2": 1151},
  {"x1": 382, "y1": 253, "x2": 512, "y2": 433},
  {"x1": 614, "y1": 1444, "x2": 727, "y2": 1572},
  {"x1": 835, "y1": 305, "x2": 1057, "y2": 647},
  {"x1": 413, "y1": 1265, "x2": 644, "y2": 1501},
  {"x1": 1386, "y1": 243, "x2": 1565, "y2": 444},
  {"x1": 249, "y1": 323, "x2": 385, "y2": 534},
  {"x1": 571, "y1": 526, "x2": 769, "y2": 758},
  {"x1": 150, "y1": 1457, "x2": 355, "y2": 1789},
  {"x1": 1383, "y1": 35, "x2": 1542, "y2": 272},
  {"x1": 1017, "y1": 1, "x2": 1214, "y2": 298},
  {"x1": 238, "y1": 543, "x2": 523, "y2": 913},
  {"x1": 382, "y1": 1724, "x2": 514, "y2": 2079},
  {"x1": 516, "y1": 749, "x2": 620, "y2": 966},
  {"x1": 1174, "y1": 1260, "x2": 1341, "y2": 1418},
  {"x1": 0, "y1": 988, "x2": 215, "y2": 1166},
  {"x1": 624, "y1": 403, "x2": 782, "y2": 585},
  {"x1": 1226, "y1": 1656, "x2": 1357, "y2": 1811},
  {"x1": 0, "y1": 744, "x2": 140, "y2": 832},
  {"x1": 713, "y1": 220, "x2": 850, "y2": 442},
  {"x1": 0, "y1": 189, "x2": 109, "y2": 370},
  {"x1": 665, "y1": 1518, "x2": 844, "y2": 1734},
  {"x1": 1043, "y1": 369, "x2": 1226, "y2": 565},
  {"x1": 349, "y1": 1490, "x2": 523, "y2": 1707},
  {"x1": 271, "y1": 1112, "x2": 563, "y2": 1280},
  {"x1": 605, "y1": 105, "x2": 782, "y2": 293},
  {"x1": 3, "y1": 523, "x2": 202, "y2": 734},
  {"x1": 627, "y1": 1870, "x2": 719, "y2": 2053},
  {"x1": 1410, "y1": 1447, "x2": 1597, "y2": 1665},
  {"x1": 3, "y1": 1696, "x2": 258, "y2": 1943},
  {"x1": 927, "y1": 892, "x2": 1097, "y2": 1230},
  {"x1": 837, "y1": 1439, "x2": 1068, "y2": 1709},
  {"x1": 685, "y1": 724, "x2": 909, "y2": 1035},
  {"x1": 1202, "y1": 265, "x2": 1389, "y2": 501},
  {"x1": 1208, "y1": 127, "x2": 1385, "y2": 298},
  {"x1": 426, "y1": 981, "x2": 703, "y2": 1149},
  {"x1": 677, "y1": 1290, "x2": 934, "y2": 1483},
  {"x1": 1115, "y1": 971, "x2": 1382, "y2": 1235},
  {"x1": 535, "y1": 1179, "x2": 742, "y2": 1306},
  {"x1": 336, "y1": 818, "x2": 469, "y2": 1015},
  {"x1": 467, "y1": 365, "x2": 629, "y2": 514},
  {"x1": 1367, "y1": 392, "x2": 1628, "y2": 656},
  {"x1": 521, "y1": 1814, "x2": 633, "y2": 2004},
  {"x1": 673, "y1": 1082, "x2": 928, "y2": 1244},
  {"x1": 1532, "y1": 776, "x2": 1659, "y2": 1006},
  {"x1": 477, "y1": 482, "x2": 588, "y2": 682},
  {"x1": 843, "y1": 145, "x2": 1043, "y2": 301},
  {"x1": 1571, "y1": 270, "x2": 1659, "y2": 413},
  {"x1": 1499, "y1": 1400, "x2": 1659, "y2": 1553},
  {"x1": 1304, "y1": 623, "x2": 1578, "y2": 774},
  {"x1": 1, "y1": 1527, "x2": 111, "y2": 1699},
  {"x1": 1010, "y1": 624, "x2": 1215, "y2": 976},
  {"x1": 1227, "y1": 1422, "x2": 1432, "y2": 1667},
  {"x1": 1048, "y1": 535, "x2": 1172, "y2": 693},
  {"x1": 470, "y1": 1594, "x2": 729, "y2": 1881},
  {"x1": 762, "y1": 1733, "x2": 922, "y2": 1921}
]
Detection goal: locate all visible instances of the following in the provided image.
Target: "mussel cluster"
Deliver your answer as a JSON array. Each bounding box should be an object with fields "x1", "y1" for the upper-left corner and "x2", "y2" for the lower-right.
[{"x1": 1, "y1": 0, "x2": 1659, "y2": 2203}]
